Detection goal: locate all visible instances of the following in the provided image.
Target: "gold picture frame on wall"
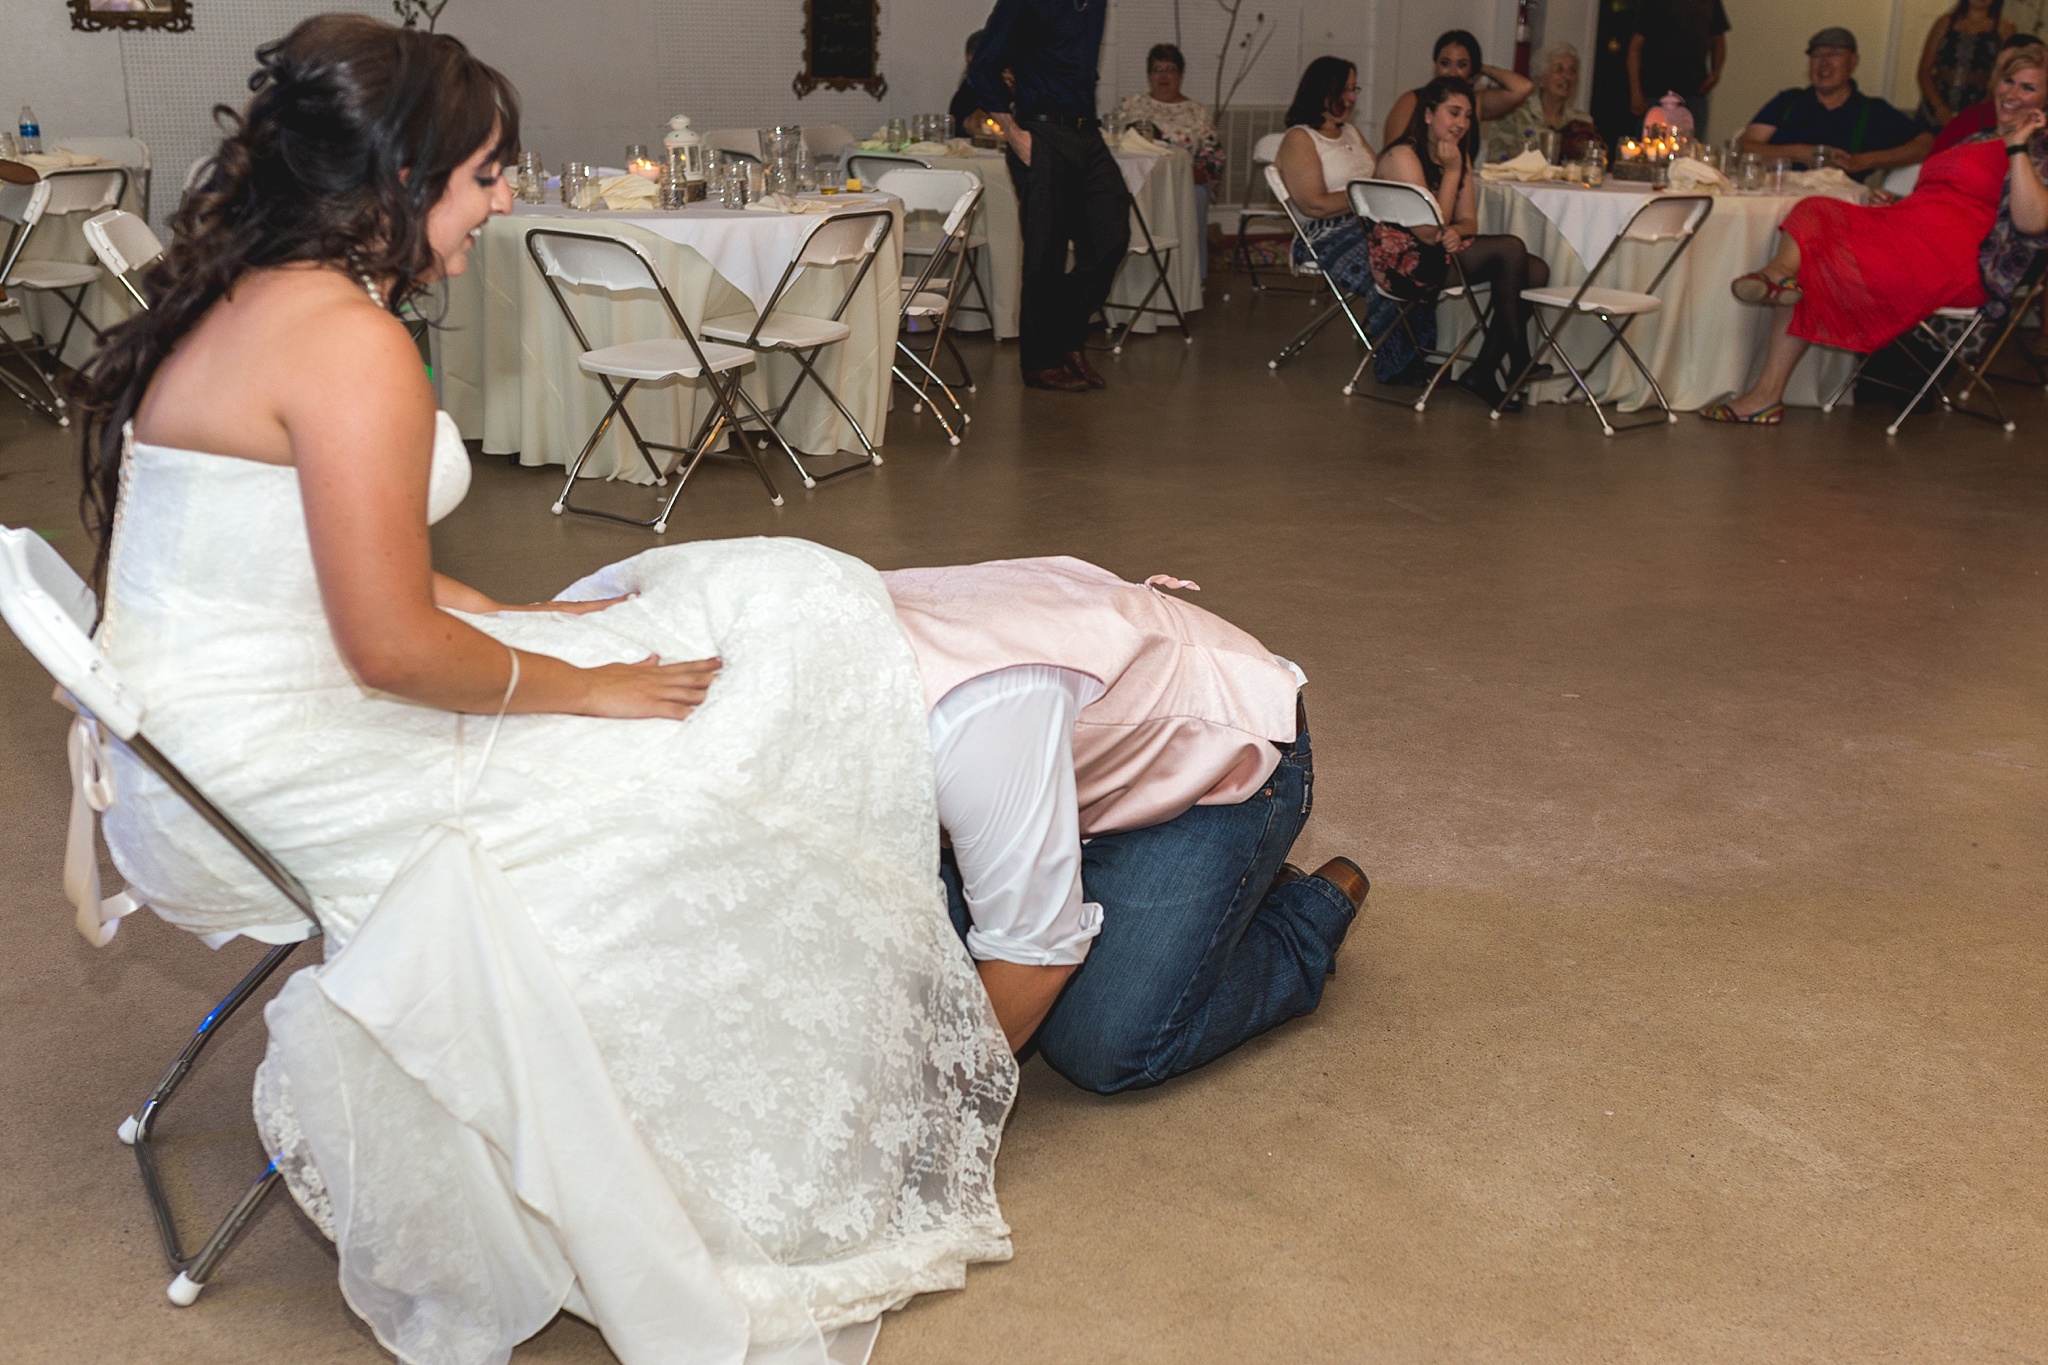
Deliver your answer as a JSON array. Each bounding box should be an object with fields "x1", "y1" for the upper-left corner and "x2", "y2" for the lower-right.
[
  {"x1": 69, "y1": 0, "x2": 193, "y2": 33},
  {"x1": 794, "y1": 0, "x2": 887, "y2": 99}
]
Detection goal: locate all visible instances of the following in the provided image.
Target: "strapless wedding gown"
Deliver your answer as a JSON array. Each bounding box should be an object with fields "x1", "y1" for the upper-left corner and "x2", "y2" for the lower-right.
[{"x1": 96, "y1": 413, "x2": 1015, "y2": 1364}]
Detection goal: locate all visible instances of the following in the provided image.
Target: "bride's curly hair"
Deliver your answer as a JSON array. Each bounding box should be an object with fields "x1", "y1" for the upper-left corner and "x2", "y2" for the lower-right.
[{"x1": 74, "y1": 12, "x2": 519, "y2": 591}]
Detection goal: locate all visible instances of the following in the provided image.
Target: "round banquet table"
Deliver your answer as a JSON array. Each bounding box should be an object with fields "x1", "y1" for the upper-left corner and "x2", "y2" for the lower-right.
[
  {"x1": 435, "y1": 193, "x2": 904, "y2": 485},
  {"x1": 1459, "y1": 180, "x2": 1857, "y2": 411},
  {"x1": 912, "y1": 146, "x2": 1202, "y2": 338}
]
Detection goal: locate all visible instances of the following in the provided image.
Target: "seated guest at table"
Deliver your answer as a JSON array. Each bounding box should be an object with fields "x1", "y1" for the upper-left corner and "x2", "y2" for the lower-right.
[
  {"x1": 1116, "y1": 43, "x2": 1224, "y2": 277},
  {"x1": 1276, "y1": 58, "x2": 1410, "y2": 376},
  {"x1": 1739, "y1": 27, "x2": 1932, "y2": 173},
  {"x1": 1382, "y1": 30, "x2": 1533, "y2": 165},
  {"x1": 1705, "y1": 48, "x2": 2048, "y2": 423},
  {"x1": 1376, "y1": 78, "x2": 1552, "y2": 412},
  {"x1": 1931, "y1": 33, "x2": 2044, "y2": 152},
  {"x1": 1915, "y1": 0, "x2": 2014, "y2": 131},
  {"x1": 949, "y1": 29, "x2": 990, "y2": 131},
  {"x1": 1486, "y1": 41, "x2": 1603, "y2": 163}
]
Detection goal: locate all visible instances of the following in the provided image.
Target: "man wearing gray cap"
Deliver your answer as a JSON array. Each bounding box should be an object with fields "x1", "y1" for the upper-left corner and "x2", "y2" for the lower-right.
[{"x1": 1740, "y1": 28, "x2": 1932, "y2": 172}]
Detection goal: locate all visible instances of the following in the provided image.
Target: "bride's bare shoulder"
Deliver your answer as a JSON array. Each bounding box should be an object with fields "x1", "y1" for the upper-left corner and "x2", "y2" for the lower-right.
[{"x1": 138, "y1": 264, "x2": 424, "y2": 462}]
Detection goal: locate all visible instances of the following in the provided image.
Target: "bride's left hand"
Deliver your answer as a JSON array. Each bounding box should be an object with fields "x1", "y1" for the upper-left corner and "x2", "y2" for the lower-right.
[{"x1": 495, "y1": 595, "x2": 633, "y2": 615}]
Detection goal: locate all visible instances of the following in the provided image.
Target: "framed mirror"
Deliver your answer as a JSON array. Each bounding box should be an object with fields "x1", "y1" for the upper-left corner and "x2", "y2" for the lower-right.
[
  {"x1": 70, "y1": 0, "x2": 193, "y2": 32},
  {"x1": 794, "y1": 0, "x2": 887, "y2": 99}
]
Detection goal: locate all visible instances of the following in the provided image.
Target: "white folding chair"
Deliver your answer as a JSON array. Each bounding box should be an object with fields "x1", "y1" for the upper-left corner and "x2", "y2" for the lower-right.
[
  {"x1": 845, "y1": 151, "x2": 928, "y2": 187},
  {"x1": 1234, "y1": 131, "x2": 1314, "y2": 294},
  {"x1": 0, "y1": 524, "x2": 320, "y2": 1308},
  {"x1": 1096, "y1": 199, "x2": 1190, "y2": 353},
  {"x1": 1339, "y1": 179, "x2": 1494, "y2": 411},
  {"x1": 0, "y1": 163, "x2": 128, "y2": 425},
  {"x1": 803, "y1": 124, "x2": 858, "y2": 159},
  {"x1": 54, "y1": 137, "x2": 152, "y2": 221},
  {"x1": 525, "y1": 228, "x2": 784, "y2": 533},
  {"x1": 702, "y1": 206, "x2": 893, "y2": 484},
  {"x1": 703, "y1": 128, "x2": 764, "y2": 164},
  {"x1": 878, "y1": 168, "x2": 981, "y2": 445},
  {"x1": 1497, "y1": 193, "x2": 1713, "y2": 434},
  {"x1": 1820, "y1": 248, "x2": 2048, "y2": 435},
  {"x1": 83, "y1": 208, "x2": 164, "y2": 310},
  {"x1": 849, "y1": 152, "x2": 992, "y2": 358}
]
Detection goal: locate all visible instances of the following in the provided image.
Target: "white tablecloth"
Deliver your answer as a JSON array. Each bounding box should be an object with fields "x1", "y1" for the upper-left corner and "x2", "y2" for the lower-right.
[
  {"x1": 914, "y1": 147, "x2": 1201, "y2": 338},
  {"x1": 1466, "y1": 181, "x2": 1856, "y2": 411},
  {"x1": 436, "y1": 195, "x2": 903, "y2": 485}
]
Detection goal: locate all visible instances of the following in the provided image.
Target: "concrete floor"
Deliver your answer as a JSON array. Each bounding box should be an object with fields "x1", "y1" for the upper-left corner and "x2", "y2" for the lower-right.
[{"x1": 3, "y1": 282, "x2": 2046, "y2": 1364}]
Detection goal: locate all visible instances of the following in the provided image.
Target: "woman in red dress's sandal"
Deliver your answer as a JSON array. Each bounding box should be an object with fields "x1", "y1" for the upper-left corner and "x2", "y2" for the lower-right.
[{"x1": 1703, "y1": 45, "x2": 2048, "y2": 424}]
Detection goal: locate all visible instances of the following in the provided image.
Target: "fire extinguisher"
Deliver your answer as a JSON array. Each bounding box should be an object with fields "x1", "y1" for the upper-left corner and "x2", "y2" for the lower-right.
[{"x1": 1514, "y1": 0, "x2": 1534, "y2": 75}]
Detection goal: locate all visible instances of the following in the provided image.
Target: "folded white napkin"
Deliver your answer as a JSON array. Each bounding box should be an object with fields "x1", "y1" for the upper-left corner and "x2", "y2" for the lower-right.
[
  {"x1": 1480, "y1": 149, "x2": 1560, "y2": 182},
  {"x1": 1666, "y1": 156, "x2": 1729, "y2": 194},
  {"x1": 743, "y1": 193, "x2": 835, "y2": 215},
  {"x1": 595, "y1": 173, "x2": 658, "y2": 211},
  {"x1": 1783, "y1": 166, "x2": 1869, "y2": 204},
  {"x1": 1113, "y1": 128, "x2": 1170, "y2": 155},
  {"x1": 14, "y1": 148, "x2": 110, "y2": 173}
]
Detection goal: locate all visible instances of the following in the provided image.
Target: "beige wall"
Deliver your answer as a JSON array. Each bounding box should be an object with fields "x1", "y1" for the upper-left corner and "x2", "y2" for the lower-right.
[{"x1": 1717, "y1": 0, "x2": 1903, "y2": 139}]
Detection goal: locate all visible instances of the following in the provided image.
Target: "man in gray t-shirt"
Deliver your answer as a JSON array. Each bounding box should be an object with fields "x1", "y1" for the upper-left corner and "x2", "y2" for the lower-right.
[{"x1": 1629, "y1": 0, "x2": 1731, "y2": 130}]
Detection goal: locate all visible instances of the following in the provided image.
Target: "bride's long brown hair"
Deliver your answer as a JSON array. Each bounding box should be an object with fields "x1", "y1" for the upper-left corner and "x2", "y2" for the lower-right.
[{"x1": 73, "y1": 12, "x2": 519, "y2": 592}]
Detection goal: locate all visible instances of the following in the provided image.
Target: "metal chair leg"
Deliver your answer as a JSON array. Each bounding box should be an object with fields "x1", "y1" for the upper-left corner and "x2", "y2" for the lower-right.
[{"x1": 119, "y1": 940, "x2": 303, "y2": 1305}]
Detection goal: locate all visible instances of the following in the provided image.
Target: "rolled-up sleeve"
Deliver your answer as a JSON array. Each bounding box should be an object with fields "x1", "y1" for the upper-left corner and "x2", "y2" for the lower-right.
[{"x1": 931, "y1": 665, "x2": 1104, "y2": 967}]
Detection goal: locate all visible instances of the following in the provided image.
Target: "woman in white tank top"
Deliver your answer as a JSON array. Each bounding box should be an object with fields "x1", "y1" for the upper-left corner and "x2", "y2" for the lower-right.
[{"x1": 1273, "y1": 57, "x2": 1442, "y2": 384}]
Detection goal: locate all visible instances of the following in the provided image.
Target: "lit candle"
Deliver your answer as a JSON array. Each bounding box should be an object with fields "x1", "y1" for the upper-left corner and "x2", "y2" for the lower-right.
[{"x1": 629, "y1": 157, "x2": 662, "y2": 181}]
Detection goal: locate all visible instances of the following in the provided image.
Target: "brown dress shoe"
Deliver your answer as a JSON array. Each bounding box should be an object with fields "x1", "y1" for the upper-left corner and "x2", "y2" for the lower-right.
[
  {"x1": 1022, "y1": 365, "x2": 1091, "y2": 392},
  {"x1": 1064, "y1": 349, "x2": 1107, "y2": 388},
  {"x1": 1311, "y1": 857, "x2": 1370, "y2": 913}
]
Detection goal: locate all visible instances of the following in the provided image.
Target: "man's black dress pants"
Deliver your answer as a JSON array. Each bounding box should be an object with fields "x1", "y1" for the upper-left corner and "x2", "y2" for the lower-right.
[{"x1": 1005, "y1": 124, "x2": 1131, "y2": 371}]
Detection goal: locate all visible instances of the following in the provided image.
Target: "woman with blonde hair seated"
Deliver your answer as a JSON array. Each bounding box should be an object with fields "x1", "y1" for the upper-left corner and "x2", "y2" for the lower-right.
[{"x1": 1706, "y1": 42, "x2": 2048, "y2": 423}]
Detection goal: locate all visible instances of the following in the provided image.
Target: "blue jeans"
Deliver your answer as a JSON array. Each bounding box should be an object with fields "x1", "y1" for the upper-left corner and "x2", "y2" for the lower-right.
[{"x1": 940, "y1": 713, "x2": 1355, "y2": 1093}]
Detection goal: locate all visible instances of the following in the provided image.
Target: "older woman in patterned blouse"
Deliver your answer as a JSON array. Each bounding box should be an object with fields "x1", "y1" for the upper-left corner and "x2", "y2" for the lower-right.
[{"x1": 1116, "y1": 43, "x2": 1225, "y2": 276}]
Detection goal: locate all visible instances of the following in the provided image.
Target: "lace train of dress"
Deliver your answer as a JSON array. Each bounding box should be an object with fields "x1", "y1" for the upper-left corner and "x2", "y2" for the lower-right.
[{"x1": 96, "y1": 414, "x2": 1017, "y2": 1364}]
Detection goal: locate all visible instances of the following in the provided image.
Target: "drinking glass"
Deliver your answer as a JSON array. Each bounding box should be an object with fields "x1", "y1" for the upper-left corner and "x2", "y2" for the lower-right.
[
  {"x1": 1810, "y1": 145, "x2": 1833, "y2": 171},
  {"x1": 1768, "y1": 157, "x2": 1791, "y2": 195},
  {"x1": 513, "y1": 152, "x2": 542, "y2": 202},
  {"x1": 1538, "y1": 129, "x2": 1562, "y2": 165},
  {"x1": 886, "y1": 118, "x2": 908, "y2": 151},
  {"x1": 0, "y1": 130, "x2": 18, "y2": 158},
  {"x1": 625, "y1": 143, "x2": 650, "y2": 167},
  {"x1": 817, "y1": 160, "x2": 844, "y2": 193},
  {"x1": 1739, "y1": 152, "x2": 1764, "y2": 193},
  {"x1": 559, "y1": 161, "x2": 579, "y2": 206}
]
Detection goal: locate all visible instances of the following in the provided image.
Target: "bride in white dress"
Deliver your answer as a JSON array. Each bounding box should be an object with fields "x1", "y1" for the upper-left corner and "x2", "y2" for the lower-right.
[{"x1": 78, "y1": 16, "x2": 1014, "y2": 1364}]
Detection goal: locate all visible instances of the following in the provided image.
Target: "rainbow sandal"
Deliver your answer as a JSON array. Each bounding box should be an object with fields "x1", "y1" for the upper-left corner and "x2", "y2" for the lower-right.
[
  {"x1": 1699, "y1": 400, "x2": 1785, "y2": 425},
  {"x1": 1731, "y1": 272, "x2": 1803, "y2": 306}
]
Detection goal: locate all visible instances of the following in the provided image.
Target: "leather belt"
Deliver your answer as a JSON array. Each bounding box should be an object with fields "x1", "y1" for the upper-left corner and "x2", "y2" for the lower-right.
[{"x1": 1020, "y1": 114, "x2": 1100, "y2": 132}]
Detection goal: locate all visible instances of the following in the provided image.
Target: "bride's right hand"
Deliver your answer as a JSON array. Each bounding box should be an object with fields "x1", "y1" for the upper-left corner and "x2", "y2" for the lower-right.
[{"x1": 580, "y1": 655, "x2": 722, "y2": 720}]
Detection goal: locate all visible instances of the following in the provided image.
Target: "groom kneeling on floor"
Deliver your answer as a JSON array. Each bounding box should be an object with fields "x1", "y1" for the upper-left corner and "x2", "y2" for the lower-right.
[{"x1": 886, "y1": 557, "x2": 1367, "y2": 1094}]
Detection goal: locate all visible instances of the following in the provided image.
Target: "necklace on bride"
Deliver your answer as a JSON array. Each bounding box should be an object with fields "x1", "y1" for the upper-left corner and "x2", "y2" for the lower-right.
[{"x1": 356, "y1": 270, "x2": 386, "y2": 309}]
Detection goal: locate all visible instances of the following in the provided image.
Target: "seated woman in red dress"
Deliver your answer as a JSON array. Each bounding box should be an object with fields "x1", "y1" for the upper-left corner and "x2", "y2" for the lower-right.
[{"x1": 1704, "y1": 46, "x2": 2048, "y2": 424}]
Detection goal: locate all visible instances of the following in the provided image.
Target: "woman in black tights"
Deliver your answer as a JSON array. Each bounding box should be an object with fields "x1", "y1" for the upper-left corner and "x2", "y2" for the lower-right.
[{"x1": 1375, "y1": 77, "x2": 1551, "y2": 411}]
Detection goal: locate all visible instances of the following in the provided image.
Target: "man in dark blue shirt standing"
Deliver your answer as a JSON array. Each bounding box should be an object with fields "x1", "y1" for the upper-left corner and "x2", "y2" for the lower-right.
[
  {"x1": 1738, "y1": 27, "x2": 1931, "y2": 173},
  {"x1": 967, "y1": 0, "x2": 1129, "y2": 392}
]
